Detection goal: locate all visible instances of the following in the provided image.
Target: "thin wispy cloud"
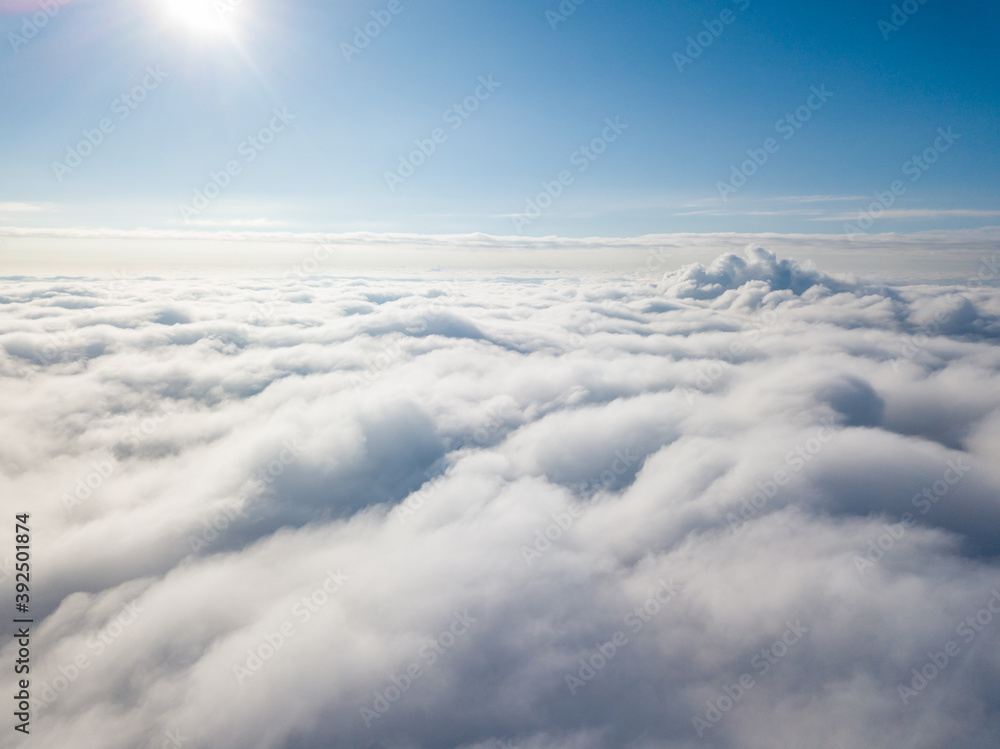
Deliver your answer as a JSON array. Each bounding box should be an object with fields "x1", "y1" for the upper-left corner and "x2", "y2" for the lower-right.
[
  {"x1": 0, "y1": 201, "x2": 54, "y2": 213},
  {"x1": 183, "y1": 218, "x2": 289, "y2": 228},
  {"x1": 769, "y1": 195, "x2": 870, "y2": 203},
  {"x1": 814, "y1": 208, "x2": 1000, "y2": 221}
]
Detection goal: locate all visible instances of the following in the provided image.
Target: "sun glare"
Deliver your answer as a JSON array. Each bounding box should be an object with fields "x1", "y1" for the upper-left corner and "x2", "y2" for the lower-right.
[{"x1": 162, "y1": 0, "x2": 233, "y2": 35}]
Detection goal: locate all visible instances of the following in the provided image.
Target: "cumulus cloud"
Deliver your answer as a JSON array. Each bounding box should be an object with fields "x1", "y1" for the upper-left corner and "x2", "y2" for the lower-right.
[
  {"x1": 1, "y1": 246, "x2": 1000, "y2": 748},
  {"x1": 657, "y1": 245, "x2": 862, "y2": 301}
]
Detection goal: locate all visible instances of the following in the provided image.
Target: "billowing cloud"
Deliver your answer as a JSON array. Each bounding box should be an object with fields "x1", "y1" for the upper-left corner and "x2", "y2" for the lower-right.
[{"x1": 1, "y1": 247, "x2": 999, "y2": 748}]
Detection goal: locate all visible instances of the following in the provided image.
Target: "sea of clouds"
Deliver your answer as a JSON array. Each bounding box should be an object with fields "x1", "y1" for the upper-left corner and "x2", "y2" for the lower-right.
[{"x1": 1, "y1": 246, "x2": 999, "y2": 748}]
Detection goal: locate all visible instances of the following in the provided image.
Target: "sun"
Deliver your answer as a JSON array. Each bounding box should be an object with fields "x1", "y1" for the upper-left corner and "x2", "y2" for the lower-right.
[{"x1": 162, "y1": 0, "x2": 232, "y2": 35}]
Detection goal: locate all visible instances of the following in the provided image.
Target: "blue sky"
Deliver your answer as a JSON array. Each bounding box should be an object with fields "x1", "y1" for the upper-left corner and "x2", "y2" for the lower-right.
[{"x1": 0, "y1": 0, "x2": 998, "y2": 243}]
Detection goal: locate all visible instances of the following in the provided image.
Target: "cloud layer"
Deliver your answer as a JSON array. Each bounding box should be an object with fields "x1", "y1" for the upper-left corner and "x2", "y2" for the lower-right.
[
  {"x1": 1, "y1": 247, "x2": 1000, "y2": 748},
  {"x1": 2, "y1": 225, "x2": 999, "y2": 281}
]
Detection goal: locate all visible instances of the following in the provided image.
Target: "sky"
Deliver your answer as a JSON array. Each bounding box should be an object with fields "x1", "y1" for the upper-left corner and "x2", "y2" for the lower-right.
[{"x1": 0, "y1": 0, "x2": 998, "y2": 263}]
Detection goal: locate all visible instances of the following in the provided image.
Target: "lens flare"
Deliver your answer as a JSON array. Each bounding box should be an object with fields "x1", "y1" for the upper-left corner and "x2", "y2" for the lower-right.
[{"x1": 162, "y1": 0, "x2": 231, "y2": 35}]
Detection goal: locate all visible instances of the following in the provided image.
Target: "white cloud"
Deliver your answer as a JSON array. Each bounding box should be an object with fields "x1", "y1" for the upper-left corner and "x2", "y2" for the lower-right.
[
  {"x1": 769, "y1": 195, "x2": 871, "y2": 203},
  {"x1": 1, "y1": 247, "x2": 999, "y2": 748},
  {"x1": 815, "y1": 209, "x2": 1000, "y2": 221},
  {"x1": 182, "y1": 218, "x2": 289, "y2": 228},
  {"x1": 1, "y1": 226, "x2": 999, "y2": 281},
  {"x1": 0, "y1": 202, "x2": 54, "y2": 213}
]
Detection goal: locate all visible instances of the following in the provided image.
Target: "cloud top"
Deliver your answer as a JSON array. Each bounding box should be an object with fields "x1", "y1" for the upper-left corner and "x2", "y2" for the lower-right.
[{"x1": 1, "y1": 250, "x2": 999, "y2": 748}]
